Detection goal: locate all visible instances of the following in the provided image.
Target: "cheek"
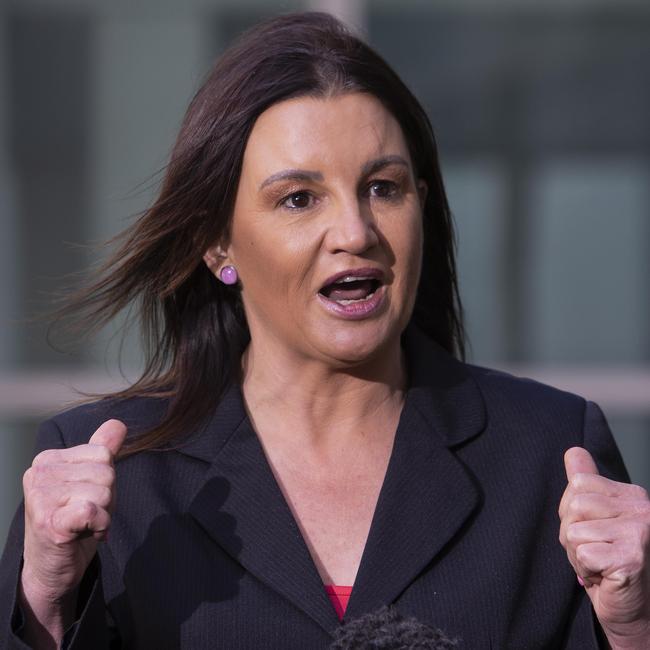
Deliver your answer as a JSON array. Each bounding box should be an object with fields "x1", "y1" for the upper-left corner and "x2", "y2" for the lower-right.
[
  {"x1": 398, "y1": 220, "x2": 423, "y2": 323},
  {"x1": 389, "y1": 212, "x2": 423, "y2": 282},
  {"x1": 413, "y1": 227, "x2": 424, "y2": 280},
  {"x1": 230, "y1": 220, "x2": 317, "y2": 304}
]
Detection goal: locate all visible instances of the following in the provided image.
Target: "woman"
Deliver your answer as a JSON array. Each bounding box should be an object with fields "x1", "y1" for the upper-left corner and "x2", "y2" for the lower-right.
[{"x1": 1, "y1": 12, "x2": 648, "y2": 649}]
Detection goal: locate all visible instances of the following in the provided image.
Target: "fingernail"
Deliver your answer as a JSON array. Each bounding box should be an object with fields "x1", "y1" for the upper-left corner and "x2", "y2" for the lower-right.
[{"x1": 577, "y1": 575, "x2": 585, "y2": 586}]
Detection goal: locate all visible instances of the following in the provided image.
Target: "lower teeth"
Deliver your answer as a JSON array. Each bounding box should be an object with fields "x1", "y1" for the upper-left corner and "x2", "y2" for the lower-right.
[{"x1": 335, "y1": 292, "x2": 375, "y2": 305}]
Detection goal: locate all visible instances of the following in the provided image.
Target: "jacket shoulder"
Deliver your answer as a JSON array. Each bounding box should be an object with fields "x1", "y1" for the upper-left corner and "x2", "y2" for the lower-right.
[
  {"x1": 45, "y1": 395, "x2": 169, "y2": 448},
  {"x1": 467, "y1": 363, "x2": 587, "y2": 413},
  {"x1": 462, "y1": 363, "x2": 592, "y2": 452}
]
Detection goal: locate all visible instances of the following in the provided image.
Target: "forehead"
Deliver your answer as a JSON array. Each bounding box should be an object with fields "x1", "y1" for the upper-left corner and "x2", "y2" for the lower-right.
[{"x1": 241, "y1": 93, "x2": 411, "y2": 178}]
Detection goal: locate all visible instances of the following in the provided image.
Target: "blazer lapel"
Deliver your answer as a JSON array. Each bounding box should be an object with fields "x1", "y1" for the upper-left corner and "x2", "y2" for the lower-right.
[
  {"x1": 343, "y1": 394, "x2": 480, "y2": 620},
  {"x1": 186, "y1": 389, "x2": 340, "y2": 634},
  {"x1": 344, "y1": 329, "x2": 486, "y2": 620}
]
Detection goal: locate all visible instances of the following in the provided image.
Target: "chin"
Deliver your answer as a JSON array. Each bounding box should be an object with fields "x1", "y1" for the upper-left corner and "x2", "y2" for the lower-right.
[{"x1": 315, "y1": 321, "x2": 402, "y2": 367}]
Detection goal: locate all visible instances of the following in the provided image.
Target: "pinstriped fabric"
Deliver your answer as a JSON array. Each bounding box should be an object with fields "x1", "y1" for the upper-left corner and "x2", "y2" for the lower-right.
[{"x1": 0, "y1": 331, "x2": 628, "y2": 647}]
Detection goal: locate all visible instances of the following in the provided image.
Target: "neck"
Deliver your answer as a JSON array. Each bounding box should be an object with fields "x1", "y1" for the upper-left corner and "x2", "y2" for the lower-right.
[{"x1": 241, "y1": 336, "x2": 407, "y2": 451}]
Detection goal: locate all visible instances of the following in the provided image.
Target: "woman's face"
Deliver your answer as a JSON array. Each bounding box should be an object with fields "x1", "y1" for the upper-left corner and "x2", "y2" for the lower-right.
[{"x1": 208, "y1": 92, "x2": 426, "y2": 367}]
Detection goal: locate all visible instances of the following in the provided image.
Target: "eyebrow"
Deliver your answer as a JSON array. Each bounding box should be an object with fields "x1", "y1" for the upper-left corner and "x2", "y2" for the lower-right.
[
  {"x1": 259, "y1": 169, "x2": 324, "y2": 190},
  {"x1": 258, "y1": 155, "x2": 411, "y2": 191},
  {"x1": 361, "y1": 155, "x2": 410, "y2": 176}
]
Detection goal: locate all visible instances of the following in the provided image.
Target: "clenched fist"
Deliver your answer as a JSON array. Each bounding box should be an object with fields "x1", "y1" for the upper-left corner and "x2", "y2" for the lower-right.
[
  {"x1": 19, "y1": 419, "x2": 127, "y2": 647},
  {"x1": 559, "y1": 447, "x2": 650, "y2": 649}
]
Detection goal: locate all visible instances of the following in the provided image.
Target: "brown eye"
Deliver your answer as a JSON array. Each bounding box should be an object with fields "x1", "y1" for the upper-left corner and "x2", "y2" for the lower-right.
[
  {"x1": 368, "y1": 180, "x2": 398, "y2": 199},
  {"x1": 282, "y1": 192, "x2": 313, "y2": 210}
]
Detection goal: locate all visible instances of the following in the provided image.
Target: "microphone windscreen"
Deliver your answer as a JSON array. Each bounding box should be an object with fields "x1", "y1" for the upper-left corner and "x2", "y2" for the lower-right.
[{"x1": 329, "y1": 605, "x2": 459, "y2": 649}]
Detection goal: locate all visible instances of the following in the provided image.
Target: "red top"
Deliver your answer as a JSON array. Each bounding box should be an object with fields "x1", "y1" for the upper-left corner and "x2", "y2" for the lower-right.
[{"x1": 324, "y1": 585, "x2": 353, "y2": 620}]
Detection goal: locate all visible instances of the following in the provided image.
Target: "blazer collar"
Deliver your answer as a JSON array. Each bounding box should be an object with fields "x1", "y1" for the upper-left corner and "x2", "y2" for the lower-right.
[
  {"x1": 172, "y1": 383, "x2": 247, "y2": 462},
  {"x1": 185, "y1": 329, "x2": 486, "y2": 634},
  {"x1": 402, "y1": 325, "x2": 486, "y2": 448},
  {"x1": 178, "y1": 326, "x2": 486, "y2": 463}
]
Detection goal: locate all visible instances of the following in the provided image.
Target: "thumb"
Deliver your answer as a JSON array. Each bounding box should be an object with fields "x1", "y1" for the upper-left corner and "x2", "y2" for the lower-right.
[
  {"x1": 564, "y1": 446, "x2": 599, "y2": 481},
  {"x1": 88, "y1": 419, "x2": 128, "y2": 457}
]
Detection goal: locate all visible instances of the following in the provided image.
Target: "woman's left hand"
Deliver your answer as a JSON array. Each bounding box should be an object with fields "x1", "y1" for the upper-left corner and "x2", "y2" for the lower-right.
[{"x1": 559, "y1": 447, "x2": 650, "y2": 649}]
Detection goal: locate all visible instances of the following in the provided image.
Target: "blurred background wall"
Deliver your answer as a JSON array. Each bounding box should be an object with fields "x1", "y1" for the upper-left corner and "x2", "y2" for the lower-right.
[{"x1": 1, "y1": 0, "x2": 649, "y2": 544}]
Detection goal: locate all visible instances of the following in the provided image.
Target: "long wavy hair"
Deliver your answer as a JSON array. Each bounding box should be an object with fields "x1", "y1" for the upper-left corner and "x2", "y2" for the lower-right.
[{"x1": 59, "y1": 12, "x2": 465, "y2": 455}]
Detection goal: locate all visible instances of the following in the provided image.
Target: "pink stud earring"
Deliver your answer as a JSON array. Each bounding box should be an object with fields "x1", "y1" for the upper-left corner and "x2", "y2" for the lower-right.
[{"x1": 219, "y1": 265, "x2": 238, "y2": 285}]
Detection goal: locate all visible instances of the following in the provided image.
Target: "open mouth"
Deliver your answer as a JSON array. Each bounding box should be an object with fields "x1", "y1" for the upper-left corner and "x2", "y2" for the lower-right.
[{"x1": 318, "y1": 276, "x2": 382, "y2": 305}]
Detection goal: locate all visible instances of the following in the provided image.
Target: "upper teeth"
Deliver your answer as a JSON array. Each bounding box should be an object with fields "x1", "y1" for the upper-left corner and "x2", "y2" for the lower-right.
[{"x1": 336, "y1": 275, "x2": 372, "y2": 284}]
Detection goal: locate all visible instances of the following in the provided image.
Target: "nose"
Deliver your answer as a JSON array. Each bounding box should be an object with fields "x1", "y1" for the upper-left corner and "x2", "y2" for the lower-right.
[{"x1": 324, "y1": 198, "x2": 379, "y2": 255}]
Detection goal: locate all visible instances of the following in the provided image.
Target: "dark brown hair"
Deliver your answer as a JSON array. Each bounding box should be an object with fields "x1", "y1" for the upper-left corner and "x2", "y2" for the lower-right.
[{"x1": 61, "y1": 12, "x2": 464, "y2": 455}]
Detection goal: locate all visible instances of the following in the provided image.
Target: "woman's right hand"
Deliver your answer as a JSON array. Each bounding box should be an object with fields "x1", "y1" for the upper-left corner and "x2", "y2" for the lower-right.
[{"x1": 19, "y1": 419, "x2": 126, "y2": 646}]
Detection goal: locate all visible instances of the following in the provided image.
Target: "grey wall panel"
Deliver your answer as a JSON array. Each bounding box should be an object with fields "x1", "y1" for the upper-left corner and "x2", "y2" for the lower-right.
[
  {"x1": 525, "y1": 160, "x2": 648, "y2": 363},
  {"x1": 369, "y1": 8, "x2": 650, "y2": 155},
  {"x1": 444, "y1": 159, "x2": 509, "y2": 362},
  {"x1": 9, "y1": 10, "x2": 93, "y2": 367}
]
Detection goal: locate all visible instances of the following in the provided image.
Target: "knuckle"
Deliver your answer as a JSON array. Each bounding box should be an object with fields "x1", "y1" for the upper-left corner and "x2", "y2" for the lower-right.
[
  {"x1": 575, "y1": 543, "x2": 590, "y2": 564},
  {"x1": 101, "y1": 465, "x2": 116, "y2": 486},
  {"x1": 96, "y1": 446, "x2": 112, "y2": 465},
  {"x1": 31, "y1": 508, "x2": 51, "y2": 531},
  {"x1": 52, "y1": 532, "x2": 71, "y2": 547},
  {"x1": 31, "y1": 450, "x2": 53, "y2": 468},
  {"x1": 566, "y1": 497, "x2": 580, "y2": 518},
  {"x1": 30, "y1": 462, "x2": 49, "y2": 479},
  {"x1": 22, "y1": 467, "x2": 33, "y2": 490},
  {"x1": 79, "y1": 499, "x2": 98, "y2": 522},
  {"x1": 23, "y1": 484, "x2": 37, "y2": 506},
  {"x1": 50, "y1": 531, "x2": 70, "y2": 546},
  {"x1": 98, "y1": 486, "x2": 112, "y2": 507},
  {"x1": 565, "y1": 525, "x2": 579, "y2": 545}
]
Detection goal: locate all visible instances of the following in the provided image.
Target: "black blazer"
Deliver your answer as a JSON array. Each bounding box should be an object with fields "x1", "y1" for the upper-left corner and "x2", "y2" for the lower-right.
[{"x1": 0, "y1": 330, "x2": 629, "y2": 649}]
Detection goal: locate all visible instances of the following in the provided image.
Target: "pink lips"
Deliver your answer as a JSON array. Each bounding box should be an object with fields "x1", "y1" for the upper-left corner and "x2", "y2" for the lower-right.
[{"x1": 317, "y1": 267, "x2": 386, "y2": 320}]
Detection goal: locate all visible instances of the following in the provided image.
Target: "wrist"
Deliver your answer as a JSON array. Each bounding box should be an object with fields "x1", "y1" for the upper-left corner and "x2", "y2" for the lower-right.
[
  {"x1": 602, "y1": 620, "x2": 650, "y2": 650},
  {"x1": 19, "y1": 563, "x2": 79, "y2": 646},
  {"x1": 21, "y1": 559, "x2": 77, "y2": 605}
]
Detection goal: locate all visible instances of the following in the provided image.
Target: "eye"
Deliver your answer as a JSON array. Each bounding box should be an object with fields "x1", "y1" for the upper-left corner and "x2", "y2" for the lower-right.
[
  {"x1": 367, "y1": 180, "x2": 398, "y2": 199},
  {"x1": 281, "y1": 191, "x2": 314, "y2": 210}
]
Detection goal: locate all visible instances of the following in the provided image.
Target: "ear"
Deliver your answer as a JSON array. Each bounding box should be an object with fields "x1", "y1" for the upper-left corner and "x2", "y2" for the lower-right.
[
  {"x1": 417, "y1": 180, "x2": 428, "y2": 210},
  {"x1": 203, "y1": 243, "x2": 231, "y2": 276}
]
